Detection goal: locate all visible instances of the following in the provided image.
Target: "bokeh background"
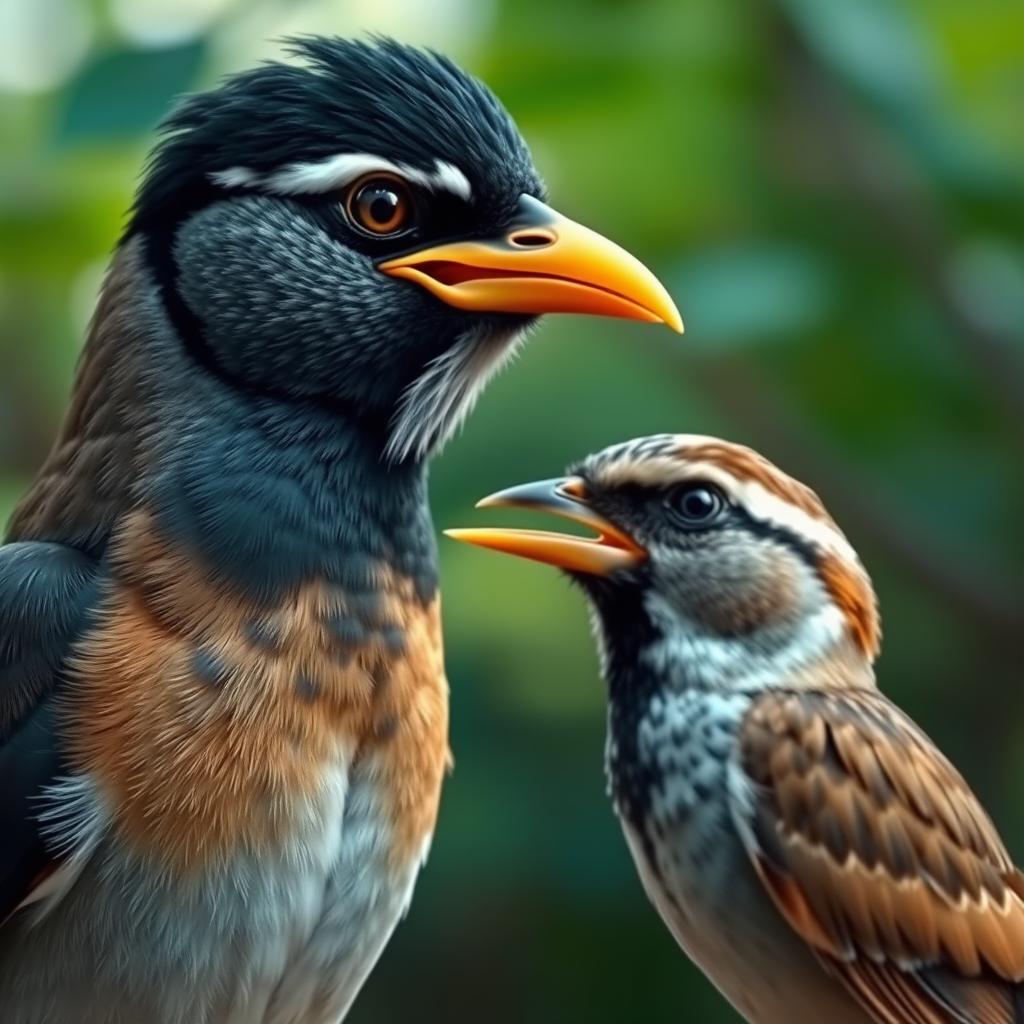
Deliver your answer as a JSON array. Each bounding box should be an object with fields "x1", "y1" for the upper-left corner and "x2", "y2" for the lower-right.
[{"x1": 2, "y1": 0, "x2": 1023, "y2": 1019}]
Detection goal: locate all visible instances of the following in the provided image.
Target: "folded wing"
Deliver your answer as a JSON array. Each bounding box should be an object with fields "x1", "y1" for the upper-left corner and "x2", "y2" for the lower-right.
[
  {"x1": 730, "y1": 688, "x2": 1024, "y2": 1024},
  {"x1": 0, "y1": 542, "x2": 97, "y2": 923}
]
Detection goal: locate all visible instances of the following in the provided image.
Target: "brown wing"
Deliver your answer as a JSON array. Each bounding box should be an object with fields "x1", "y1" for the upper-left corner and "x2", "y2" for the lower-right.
[{"x1": 731, "y1": 689, "x2": 1024, "y2": 1024}]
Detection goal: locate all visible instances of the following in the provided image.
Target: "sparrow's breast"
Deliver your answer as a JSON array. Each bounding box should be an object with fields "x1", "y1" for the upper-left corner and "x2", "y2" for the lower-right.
[
  {"x1": 606, "y1": 687, "x2": 753, "y2": 949},
  {"x1": 608, "y1": 687, "x2": 871, "y2": 1024}
]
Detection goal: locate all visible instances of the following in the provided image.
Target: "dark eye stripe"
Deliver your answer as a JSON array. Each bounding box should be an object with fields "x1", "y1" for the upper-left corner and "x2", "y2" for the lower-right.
[{"x1": 733, "y1": 506, "x2": 820, "y2": 569}]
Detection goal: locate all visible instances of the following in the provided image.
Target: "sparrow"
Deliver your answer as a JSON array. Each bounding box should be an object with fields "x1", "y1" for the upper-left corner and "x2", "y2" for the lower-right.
[
  {"x1": 450, "y1": 433, "x2": 1024, "y2": 1023},
  {"x1": 0, "y1": 39, "x2": 681, "y2": 1024}
]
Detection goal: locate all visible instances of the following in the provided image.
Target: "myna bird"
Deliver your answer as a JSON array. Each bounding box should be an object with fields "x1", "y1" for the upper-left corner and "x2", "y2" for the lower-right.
[
  {"x1": 0, "y1": 40, "x2": 681, "y2": 1023},
  {"x1": 451, "y1": 434, "x2": 1024, "y2": 1024}
]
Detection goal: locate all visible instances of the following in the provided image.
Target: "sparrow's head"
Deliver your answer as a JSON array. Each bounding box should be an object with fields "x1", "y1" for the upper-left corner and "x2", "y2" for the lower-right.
[
  {"x1": 450, "y1": 434, "x2": 880, "y2": 688},
  {"x1": 127, "y1": 37, "x2": 681, "y2": 463}
]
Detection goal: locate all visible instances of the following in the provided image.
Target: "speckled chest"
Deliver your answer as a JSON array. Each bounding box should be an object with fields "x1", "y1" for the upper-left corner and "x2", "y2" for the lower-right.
[
  {"x1": 606, "y1": 687, "x2": 751, "y2": 914},
  {"x1": 608, "y1": 688, "x2": 876, "y2": 1024}
]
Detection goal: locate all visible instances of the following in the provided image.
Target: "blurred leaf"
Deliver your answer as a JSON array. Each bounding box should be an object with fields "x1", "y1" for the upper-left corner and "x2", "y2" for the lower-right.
[
  {"x1": 781, "y1": 0, "x2": 1021, "y2": 195},
  {"x1": 949, "y1": 239, "x2": 1024, "y2": 341},
  {"x1": 864, "y1": 439, "x2": 1019, "y2": 572},
  {"x1": 672, "y1": 243, "x2": 834, "y2": 348},
  {"x1": 781, "y1": 0, "x2": 941, "y2": 111},
  {"x1": 55, "y1": 41, "x2": 206, "y2": 145}
]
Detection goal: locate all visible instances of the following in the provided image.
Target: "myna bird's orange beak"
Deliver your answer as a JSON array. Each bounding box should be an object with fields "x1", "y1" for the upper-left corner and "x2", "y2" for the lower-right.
[
  {"x1": 378, "y1": 195, "x2": 683, "y2": 332},
  {"x1": 445, "y1": 476, "x2": 647, "y2": 576}
]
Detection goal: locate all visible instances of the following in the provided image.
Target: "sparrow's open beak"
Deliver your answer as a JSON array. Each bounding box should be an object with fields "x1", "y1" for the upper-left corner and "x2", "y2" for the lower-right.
[
  {"x1": 379, "y1": 195, "x2": 683, "y2": 332},
  {"x1": 446, "y1": 476, "x2": 647, "y2": 576}
]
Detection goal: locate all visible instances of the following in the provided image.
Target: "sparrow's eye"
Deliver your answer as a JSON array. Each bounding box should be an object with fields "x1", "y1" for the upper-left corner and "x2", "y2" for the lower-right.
[
  {"x1": 345, "y1": 175, "x2": 414, "y2": 237},
  {"x1": 668, "y1": 483, "x2": 727, "y2": 528}
]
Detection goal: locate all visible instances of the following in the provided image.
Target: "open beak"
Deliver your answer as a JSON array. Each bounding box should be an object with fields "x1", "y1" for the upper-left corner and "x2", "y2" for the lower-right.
[
  {"x1": 445, "y1": 476, "x2": 647, "y2": 576},
  {"x1": 378, "y1": 194, "x2": 683, "y2": 333}
]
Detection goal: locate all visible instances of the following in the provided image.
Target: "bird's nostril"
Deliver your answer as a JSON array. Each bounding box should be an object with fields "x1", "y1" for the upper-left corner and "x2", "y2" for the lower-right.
[
  {"x1": 559, "y1": 479, "x2": 588, "y2": 501},
  {"x1": 508, "y1": 229, "x2": 556, "y2": 248}
]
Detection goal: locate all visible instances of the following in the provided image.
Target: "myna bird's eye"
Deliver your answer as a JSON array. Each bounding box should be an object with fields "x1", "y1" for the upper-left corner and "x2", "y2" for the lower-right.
[{"x1": 345, "y1": 175, "x2": 414, "y2": 237}]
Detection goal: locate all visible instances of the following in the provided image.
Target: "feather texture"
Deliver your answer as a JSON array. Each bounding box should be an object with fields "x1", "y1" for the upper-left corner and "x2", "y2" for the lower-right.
[{"x1": 733, "y1": 689, "x2": 1024, "y2": 1022}]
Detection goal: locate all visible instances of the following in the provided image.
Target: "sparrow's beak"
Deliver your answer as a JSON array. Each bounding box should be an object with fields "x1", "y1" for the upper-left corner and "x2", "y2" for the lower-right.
[
  {"x1": 446, "y1": 476, "x2": 647, "y2": 576},
  {"x1": 378, "y1": 195, "x2": 683, "y2": 332}
]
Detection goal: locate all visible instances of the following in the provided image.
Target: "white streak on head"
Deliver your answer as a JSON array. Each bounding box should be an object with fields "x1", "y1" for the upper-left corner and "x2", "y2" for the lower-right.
[
  {"x1": 385, "y1": 324, "x2": 529, "y2": 464},
  {"x1": 209, "y1": 153, "x2": 473, "y2": 201},
  {"x1": 209, "y1": 166, "x2": 259, "y2": 189},
  {"x1": 699, "y1": 464, "x2": 857, "y2": 564},
  {"x1": 424, "y1": 160, "x2": 474, "y2": 201},
  {"x1": 582, "y1": 432, "x2": 878, "y2": 690},
  {"x1": 587, "y1": 433, "x2": 858, "y2": 564}
]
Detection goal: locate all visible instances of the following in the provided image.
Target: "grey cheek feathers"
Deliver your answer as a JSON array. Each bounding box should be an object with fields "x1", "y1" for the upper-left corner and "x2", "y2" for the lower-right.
[{"x1": 209, "y1": 153, "x2": 473, "y2": 202}]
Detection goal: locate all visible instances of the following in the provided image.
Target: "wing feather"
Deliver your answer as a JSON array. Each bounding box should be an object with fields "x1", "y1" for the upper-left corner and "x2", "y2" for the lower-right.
[
  {"x1": 0, "y1": 541, "x2": 97, "y2": 923},
  {"x1": 731, "y1": 689, "x2": 1024, "y2": 1023}
]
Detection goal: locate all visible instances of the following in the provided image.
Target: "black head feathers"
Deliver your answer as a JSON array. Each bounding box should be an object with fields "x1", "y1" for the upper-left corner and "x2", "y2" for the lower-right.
[{"x1": 131, "y1": 37, "x2": 541, "y2": 234}]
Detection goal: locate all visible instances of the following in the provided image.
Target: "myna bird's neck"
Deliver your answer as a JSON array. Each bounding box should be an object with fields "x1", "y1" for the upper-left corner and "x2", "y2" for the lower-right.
[{"x1": 9, "y1": 238, "x2": 438, "y2": 606}]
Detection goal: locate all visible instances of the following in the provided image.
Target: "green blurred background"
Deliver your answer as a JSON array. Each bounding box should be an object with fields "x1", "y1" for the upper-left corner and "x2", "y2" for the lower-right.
[{"x1": 2, "y1": 0, "x2": 1023, "y2": 1019}]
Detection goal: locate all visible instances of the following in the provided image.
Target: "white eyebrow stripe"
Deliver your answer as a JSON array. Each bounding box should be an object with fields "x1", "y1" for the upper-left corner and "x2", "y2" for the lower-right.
[
  {"x1": 591, "y1": 433, "x2": 860, "y2": 562},
  {"x1": 425, "y1": 160, "x2": 475, "y2": 201},
  {"x1": 209, "y1": 166, "x2": 259, "y2": 189},
  {"x1": 209, "y1": 153, "x2": 473, "y2": 201}
]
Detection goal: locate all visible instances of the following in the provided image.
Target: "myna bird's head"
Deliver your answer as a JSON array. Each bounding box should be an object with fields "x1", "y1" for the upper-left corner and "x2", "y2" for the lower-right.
[
  {"x1": 449, "y1": 435, "x2": 880, "y2": 689},
  {"x1": 128, "y1": 38, "x2": 681, "y2": 463}
]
